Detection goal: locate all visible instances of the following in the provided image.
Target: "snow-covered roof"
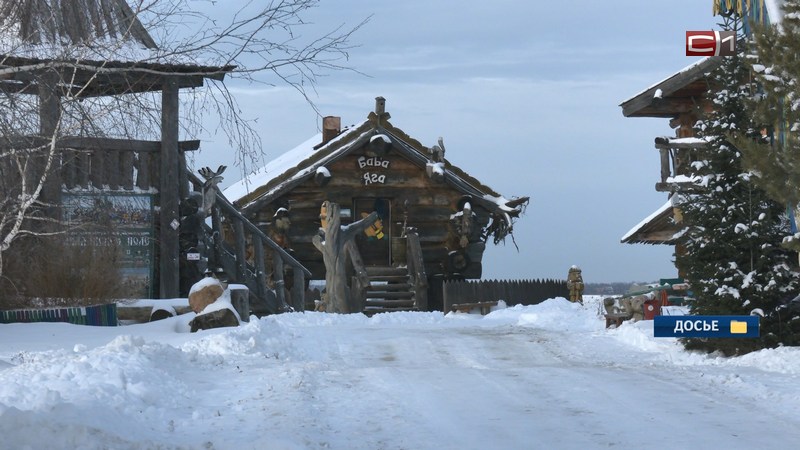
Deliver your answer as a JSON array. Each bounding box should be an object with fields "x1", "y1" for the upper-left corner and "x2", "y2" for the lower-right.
[
  {"x1": 620, "y1": 57, "x2": 723, "y2": 118},
  {"x1": 0, "y1": 0, "x2": 161, "y2": 63},
  {"x1": 623, "y1": 2, "x2": 787, "y2": 118},
  {"x1": 622, "y1": 58, "x2": 710, "y2": 106},
  {"x1": 621, "y1": 200, "x2": 681, "y2": 245},
  {"x1": 223, "y1": 120, "x2": 371, "y2": 205},
  {"x1": 224, "y1": 110, "x2": 528, "y2": 226}
]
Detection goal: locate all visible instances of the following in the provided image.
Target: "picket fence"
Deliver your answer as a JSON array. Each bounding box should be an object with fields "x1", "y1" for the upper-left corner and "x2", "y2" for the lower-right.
[
  {"x1": 442, "y1": 279, "x2": 569, "y2": 312},
  {"x1": 0, "y1": 303, "x2": 118, "y2": 326}
]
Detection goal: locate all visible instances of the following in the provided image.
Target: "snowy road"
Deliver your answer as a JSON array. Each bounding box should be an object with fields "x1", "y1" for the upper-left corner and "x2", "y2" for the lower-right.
[{"x1": 1, "y1": 298, "x2": 799, "y2": 449}]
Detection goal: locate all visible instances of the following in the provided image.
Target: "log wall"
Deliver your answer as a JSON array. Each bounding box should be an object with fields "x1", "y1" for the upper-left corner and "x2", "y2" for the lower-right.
[{"x1": 250, "y1": 144, "x2": 489, "y2": 281}]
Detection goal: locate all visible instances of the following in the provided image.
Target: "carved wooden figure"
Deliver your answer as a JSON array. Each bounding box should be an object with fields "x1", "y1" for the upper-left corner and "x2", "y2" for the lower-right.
[
  {"x1": 567, "y1": 265, "x2": 584, "y2": 303},
  {"x1": 312, "y1": 201, "x2": 378, "y2": 313}
]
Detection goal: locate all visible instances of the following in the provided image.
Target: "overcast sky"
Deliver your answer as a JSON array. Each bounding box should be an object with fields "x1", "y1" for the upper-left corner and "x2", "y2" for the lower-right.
[{"x1": 189, "y1": 0, "x2": 722, "y2": 283}]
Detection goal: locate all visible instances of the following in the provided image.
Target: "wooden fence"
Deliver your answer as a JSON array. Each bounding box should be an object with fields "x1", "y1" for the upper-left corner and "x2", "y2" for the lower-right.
[
  {"x1": 442, "y1": 279, "x2": 568, "y2": 312},
  {"x1": 0, "y1": 303, "x2": 118, "y2": 326}
]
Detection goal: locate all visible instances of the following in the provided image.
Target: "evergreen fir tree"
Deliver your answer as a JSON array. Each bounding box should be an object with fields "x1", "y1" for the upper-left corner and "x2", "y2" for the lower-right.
[
  {"x1": 736, "y1": 0, "x2": 800, "y2": 249},
  {"x1": 675, "y1": 14, "x2": 800, "y2": 355}
]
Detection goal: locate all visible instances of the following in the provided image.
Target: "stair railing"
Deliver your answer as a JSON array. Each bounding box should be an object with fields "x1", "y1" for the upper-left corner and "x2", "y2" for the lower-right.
[
  {"x1": 187, "y1": 172, "x2": 311, "y2": 314},
  {"x1": 405, "y1": 228, "x2": 428, "y2": 311}
]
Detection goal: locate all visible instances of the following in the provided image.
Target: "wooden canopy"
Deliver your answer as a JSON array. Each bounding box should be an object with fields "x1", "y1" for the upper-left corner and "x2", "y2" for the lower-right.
[
  {"x1": 0, "y1": 0, "x2": 157, "y2": 48},
  {"x1": 0, "y1": 0, "x2": 234, "y2": 96},
  {"x1": 620, "y1": 57, "x2": 722, "y2": 118},
  {"x1": 621, "y1": 201, "x2": 680, "y2": 245},
  {"x1": 0, "y1": 54, "x2": 233, "y2": 97}
]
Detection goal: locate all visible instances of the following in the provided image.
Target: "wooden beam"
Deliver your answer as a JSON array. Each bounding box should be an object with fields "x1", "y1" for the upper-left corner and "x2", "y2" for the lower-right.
[
  {"x1": 656, "y1": 181, "x2": 697, "y2": 192},
  {"x1": 1, "y1": 67, "x2": 209, "y2": 97},
  {"x1": 0, "y1": 136, "x2": 201, "y2": 152},
  {"x1": 0, "y1": 80, "x2": 37, "y2": 94},
  {"x1": 159, "y1": 78, "x2": 180, "y2": 298},
  {"x1": 70, "y1": 75, "x2": 206, "y2": 97},
  {"x1": 626, "y1": 98, "x2": 700, "y2": 118},
  {"x1": 629, "y1": 229, "x2": 680, "y2": 243},
  {"x1": 654, "y1": 136, "x2": 708, "y2": 149}
]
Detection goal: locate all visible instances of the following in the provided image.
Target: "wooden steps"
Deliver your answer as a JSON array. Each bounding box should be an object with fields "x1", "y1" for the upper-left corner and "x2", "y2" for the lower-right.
[{"x1": 363, "y1": 266, "x2": 417, "y2": 314}]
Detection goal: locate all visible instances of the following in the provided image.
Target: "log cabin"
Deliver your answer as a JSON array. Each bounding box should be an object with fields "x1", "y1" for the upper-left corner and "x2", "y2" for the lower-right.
[{"x1": 224, "y1": 97, "x2": 529, "y2": 313}]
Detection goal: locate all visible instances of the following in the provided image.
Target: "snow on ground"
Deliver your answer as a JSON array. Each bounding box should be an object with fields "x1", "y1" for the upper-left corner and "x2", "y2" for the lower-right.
[{"x1": 1, "y1": 296, "x2": 799, "y2": 450}]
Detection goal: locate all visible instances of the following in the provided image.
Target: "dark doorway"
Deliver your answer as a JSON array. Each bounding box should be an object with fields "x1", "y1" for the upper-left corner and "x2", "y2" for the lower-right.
[{"x1": 353, "y1": 198, "x2": 391, "y2": 266}]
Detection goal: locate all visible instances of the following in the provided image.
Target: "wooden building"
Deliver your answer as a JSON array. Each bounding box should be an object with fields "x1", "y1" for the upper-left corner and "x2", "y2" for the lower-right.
[
  {"x1": 619, "y1": 0, "x2": 780, "y2": 262},
  {"x1": 224, "y1": 97, "x2": 528, "y2": 313},
  {"x1": 619, "y1": 57, "x2": 721, "y2": 248},
  {"x1": 0, "y1": 0, "x2": 306, "y2": 306}
]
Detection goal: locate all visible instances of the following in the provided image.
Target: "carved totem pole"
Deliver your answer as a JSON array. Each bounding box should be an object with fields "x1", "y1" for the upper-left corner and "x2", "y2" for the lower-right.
[{"x1": 312, "y1": 201, "x2": 378, "y2": 313}]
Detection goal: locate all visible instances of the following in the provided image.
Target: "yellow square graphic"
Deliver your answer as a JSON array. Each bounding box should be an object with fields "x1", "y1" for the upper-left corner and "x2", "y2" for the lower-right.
[{"x1": 730, "y1": 320, "x2": 747, "y2": 334}]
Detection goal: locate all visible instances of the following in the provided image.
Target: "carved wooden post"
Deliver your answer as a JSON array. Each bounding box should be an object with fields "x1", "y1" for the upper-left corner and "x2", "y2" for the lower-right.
[{"x1": 312, "y1": 201, "x2": 378, "y2": 313}]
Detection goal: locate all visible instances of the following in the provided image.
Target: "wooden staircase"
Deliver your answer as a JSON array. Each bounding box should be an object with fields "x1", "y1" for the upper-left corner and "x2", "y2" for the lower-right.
[
  {"x1": 354, "y1": 229, "x2": 428, "y2": 315},
  {"x1": 363, "y1": 266, "x2": 418, "y2": 314},
  {"x1": 187, "y1": 171, "x2": 311, "y2": 316}
]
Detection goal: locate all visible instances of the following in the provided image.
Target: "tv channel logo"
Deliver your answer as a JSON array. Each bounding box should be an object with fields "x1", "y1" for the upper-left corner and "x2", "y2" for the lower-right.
[
  {"x1": 686, "y1": 31, "x2": 736, "y2": 56},
  {"x1": 654, "y1": 315, "x2": 759, "y2": 338}
]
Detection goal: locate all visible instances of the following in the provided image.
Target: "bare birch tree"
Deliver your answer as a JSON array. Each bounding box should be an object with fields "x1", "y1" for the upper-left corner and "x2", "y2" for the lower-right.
[{"x1": 0, "y1": 0, "x2": 365, "y2": 297}]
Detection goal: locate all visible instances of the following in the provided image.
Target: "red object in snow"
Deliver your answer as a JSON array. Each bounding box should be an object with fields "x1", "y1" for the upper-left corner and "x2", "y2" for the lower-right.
[{"x1": 644, "y1": 291, "x2": 670, "y2": 320}]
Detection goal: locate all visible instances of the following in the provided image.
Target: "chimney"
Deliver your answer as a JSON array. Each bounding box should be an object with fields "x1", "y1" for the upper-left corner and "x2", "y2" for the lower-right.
[
  {"x1": 375, "y1": 96, "x2": 386, "y2": 116},
  {"x1": 322, "y1": 116, "x2": 341, "y2": 144}
]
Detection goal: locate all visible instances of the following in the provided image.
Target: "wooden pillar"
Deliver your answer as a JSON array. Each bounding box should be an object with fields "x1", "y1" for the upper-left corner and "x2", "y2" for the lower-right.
[
  {"x1": 659, "y1": 148, "x2": 671, "y2": 183},
  {"x1": 292, "y1": 266, "x2": 306, "y2": 312},
  {"x1": 253, "y1": 237, "x2": 268, "y2": 301},
  {"x1": 179, "y1": 150, "x2": 189, "y2": 200},
  {"x1": 38, "y1": 71, "x2": 62, "y2": 216},
  {"x1": 136, "y1": 152, "x2": 150, "y2": 189},
  {"x1": 120, "y1": 151, "x2": 134, "y2": 190},
  {"x1": 233, "y1": 220, "x2": 247, "y2": 282},
  {"x1": 210, "y1": 206, "x2": 222, "y2": 270},
  {"x1": 160, "y1": 78, "x2": 180, "y2": 298},
  {"x1": 273, "y1": 252, "x2": 286, "y2": 310}
]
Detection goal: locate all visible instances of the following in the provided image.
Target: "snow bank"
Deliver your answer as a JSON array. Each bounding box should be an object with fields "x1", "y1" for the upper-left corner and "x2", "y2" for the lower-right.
[{"x1": 481, "y1": 297, "x2": 605, "y2": 333}]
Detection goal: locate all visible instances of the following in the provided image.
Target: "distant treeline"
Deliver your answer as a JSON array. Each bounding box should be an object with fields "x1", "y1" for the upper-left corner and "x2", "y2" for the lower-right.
[{"x1": 583, "y1": 282, "x2": 656, "y2": 296}]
